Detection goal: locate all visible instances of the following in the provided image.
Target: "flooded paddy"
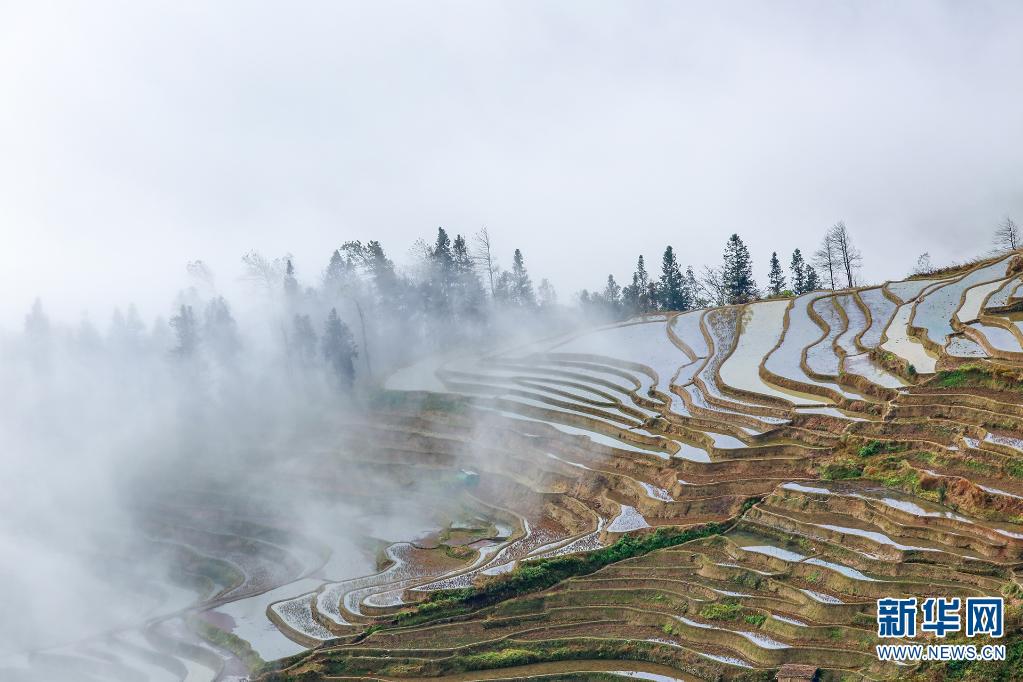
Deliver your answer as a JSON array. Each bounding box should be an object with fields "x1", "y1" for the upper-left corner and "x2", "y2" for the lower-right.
[
  {"x1": 913, "y1": 259, "x2": 1010, "y2": 347},
  {"x1": 857, "y1": 287, "x2": 897, "y2": 349},
  {"x1": 881, "y1": 301, "x2": 937, "y2": 372},
  {"x1": 718, "y1": 300, "x2": 798, "y2": 403}
]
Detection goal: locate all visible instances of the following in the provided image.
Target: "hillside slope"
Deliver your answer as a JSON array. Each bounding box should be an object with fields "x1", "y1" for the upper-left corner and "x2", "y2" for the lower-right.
[{"x1": 268, "y1": 255, "x2": 1023, "y2": 680}]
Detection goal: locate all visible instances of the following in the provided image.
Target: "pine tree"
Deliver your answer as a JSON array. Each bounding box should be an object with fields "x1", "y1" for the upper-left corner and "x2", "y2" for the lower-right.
[
  {"x1": 169, "y1": 305, "x2": 199, "y2": 358},
  {"x1": 322, "y1": 307, "x2": 358, "y2": 388},
  {"x1": 362, "y1": 241, "x2": 393, "y2": 291},
  {"x1": 768, "y1": 252, "x2": 786, "y2": 297},
  {"x1": 433, "y1": 227, "x2": 453, "y2": 265},
  {"x1": 427, "y1": 228, "x2": 456, "y2": 319},
  {"x1": 633, "y1": 255, "x2": 651, "y2": 311},
  {"x1": 324, "y1": 248, "x2": 358, "y2": 299},
  {"x1": 511, "y1": 249, "x2": 536, "y2": 307},
  {"x1": 494, "y1": 271, "x2": 514, "y2": 304},
  {"x1": 602, "y1": 274, "x2": 622, "y2": 315},
  {"x1": 283, "y1": 259, "x2": 299, "y2": 302},
  {"x1": 659, "y1": 246, "x2": 685, "y2": 310},
  {"x1": 804, "y1": 265, "x2": 821, "y2": 292},
  {"x1": 203, "y1": 296, "x2": 241, "y2": 363},
  {"x1": 790, "y1": 249, "x2": 807, "y2": 295},
  {"x1": 721, "y1": 234, "x2": 759, "y2": 304},
  {"x1": 622, "y1": 255, "x2": 650, "y2": 314},
  {"x1": 452, "y1": 233, "x2": 485, "y2": 320}
]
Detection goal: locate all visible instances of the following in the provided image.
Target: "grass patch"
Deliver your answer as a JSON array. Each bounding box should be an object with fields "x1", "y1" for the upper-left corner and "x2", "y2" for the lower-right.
[{"x1": 933, "y1": 364, "x2": 1023, "y2": 392}]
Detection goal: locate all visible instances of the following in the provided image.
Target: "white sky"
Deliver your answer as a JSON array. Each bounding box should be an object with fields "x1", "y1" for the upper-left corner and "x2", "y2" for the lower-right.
[{"x1": 2, "y1": 1, "x2": 1022, "y2": 325}]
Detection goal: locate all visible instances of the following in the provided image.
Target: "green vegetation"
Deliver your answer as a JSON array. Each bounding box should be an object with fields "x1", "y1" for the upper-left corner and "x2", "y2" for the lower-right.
[
  {"x1": 858, "y1": 440, "x2": 907, "y2": 457},
  {"x1": 934, "y1": 365, "x2": 1023, "y2": 392},
  {"x1": 744, "y1": 613, "x2": 767, "y2": 627},
  {"x1": 461, "y1": 648, "x2": 540, "y2": 669},
  {"x1": 699, "y1": 601, "x2": 743, "y2": 620},
  {"x1": 939, "y1": 369, "x2": 970, "y2": 388},
  {"x1": 394, "y1": 503, "x2": 759, "y2": 628},
  {"x1": 368, "y1": 388, "x2": 469, "y2": 414},
  {"x1": 1007, "y1": 459, "x2": 1023, "y2": 479},
  {"x1": 822, "y1": 458, "x2": 863, "y2": 480},
  {"x1": 189, "y1": 617, "x2": 265, "y2": 672}
]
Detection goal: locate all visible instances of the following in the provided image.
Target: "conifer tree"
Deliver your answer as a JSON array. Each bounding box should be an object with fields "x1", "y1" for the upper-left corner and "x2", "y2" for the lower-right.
[
  {"x1": 364, "y1": 240, "x2": 400, "y2": 303},
  {"x1": 602, "y1": 274, "x2": 622, "y2": 313},
  {"x1": 659, "y1": 246, "x2": 685, "y2": 310},
  {"x1": 452, "y1": 233, "x2": 485, "y2": 320},
  {"x1": 322, "y1": 307, "x2": 358, "y2": 388},
  {"x1": 634, "y1": 255, "x2": 652, "y2": 311},
  {"x1": 494, "y1": 271, "x2": 514, "y2": 304},
  {"x1": 433, "y1": 227, "x2": 453, "y2": 265},
  {"x1": 721, "y1": 234, "x2": 758, "y2": 304},
  {"x1": 790, "y1": 249, "x2": 807, "y2": 295},
  {"x1": 804, "y1": 265, "x2": 821, "y2": 292},
  {"x1": 169, "y1": 305, "x2": 199, "y2": 358},
  {"x1": 324, "y1": 248, "x2": 359, "y2": 300},
  {"x1": 768, "y1": 251, "x2": 786, "y2": 296},
  {"x1": 283, "y1": 259, "x2": 299, "y2": 302},
  {"x1": 623, "y1": 255, "x2": 651, "y2": 314},
  {"x1": 203, "y1": 296, "x2": 241, "y2": 363},
  {"x1": 511, "y1": 249, "x2": 536, "y2": 307},
  {"x1": 427, "y1": 228, "x2": 456, "y2": 319}
]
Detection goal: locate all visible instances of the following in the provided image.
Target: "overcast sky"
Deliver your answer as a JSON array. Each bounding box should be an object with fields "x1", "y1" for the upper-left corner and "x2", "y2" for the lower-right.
[{"x1": 2, "y1": 1, "x2": 1022, "y2": 325}]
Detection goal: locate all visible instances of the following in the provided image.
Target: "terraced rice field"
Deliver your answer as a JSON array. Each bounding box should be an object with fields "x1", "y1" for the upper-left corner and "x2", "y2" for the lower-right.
[
  {"x1": 911, "y1": 258, "x2": 1011, "y2": 349},
  {"x1": 17, "y1": 257, "x2": 1022, "y2": 682},
  {"x1": 857, "y1": 287, "x2": 897, "y2": 350},
  {"x1": 253, "y1": 255, "x2": 1023, "y2": 681},
  {"x1": 881, "y1": 300, "x2": 939, "y2": 374}
]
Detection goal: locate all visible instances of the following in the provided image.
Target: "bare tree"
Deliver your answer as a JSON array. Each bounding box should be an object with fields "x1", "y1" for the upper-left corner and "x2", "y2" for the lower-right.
[
  {"x1": 698, "y1": 265, "x2": 727, "y2": 307},
  {"x1": 186, "y1": 260, "x2": 216, "y2": 292},
  {"x1": 472, "y1": 227, "x2": 497, "y2": 298},
  {"x1": 241, "y1": 251, "x2": 288, "y2": 295},
  {"x1": 993, "y1": 217, "x2": 1021, "y2": 252},
  {"x1": 828, "y1": 221, "x2": 862, "y2": 288},
  {"x1": 912, "y1": 252, "x2": 933, "y2": 275},
  {"x1": 813, "y1": 235, "x2": 838, "y2": 290}
]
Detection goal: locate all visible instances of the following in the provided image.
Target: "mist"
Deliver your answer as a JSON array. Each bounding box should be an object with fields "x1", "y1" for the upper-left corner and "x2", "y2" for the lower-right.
[
  {"x1": 3, "y1": 2, "x2": 1023, "y2": 680},
  {"x1": 0, "y1": 227, "x2": 593, "y2": 679},
  {"x1": 3, "y1": 1, "x2": 1023, "y2": 324}
]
